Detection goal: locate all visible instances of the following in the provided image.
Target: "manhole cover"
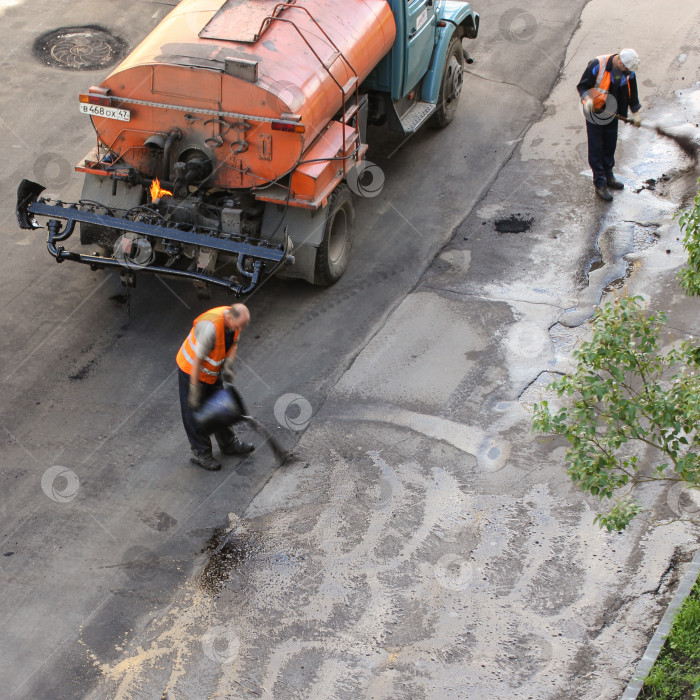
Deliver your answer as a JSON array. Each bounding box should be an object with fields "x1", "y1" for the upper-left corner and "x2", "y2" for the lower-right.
[{"x1": 33, "y1": 26, "x2": 127, "y2": 70}]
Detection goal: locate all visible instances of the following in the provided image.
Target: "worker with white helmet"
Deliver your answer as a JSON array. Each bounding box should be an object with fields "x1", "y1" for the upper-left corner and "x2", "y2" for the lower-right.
[{"x1": 577, "y1": 49, "x2": 642, "y2": 201}]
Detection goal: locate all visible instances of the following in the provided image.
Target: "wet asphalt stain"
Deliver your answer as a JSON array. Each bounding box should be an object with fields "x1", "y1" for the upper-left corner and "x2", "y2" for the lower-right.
[
  {"x1": 581, "y1": 220, "x2": 661, "y2": 289},
  {"x1": 33, "y1": 26, "x2": 127, "y2": 70},
  {"x1": 494, "y1": 214, "x2": 534, "y2": 234},
  {"x1": 632, "y1": 169, "x2": 684, "y2": 197},
  {"x1": 603, "y1": 263, "x2": 636, "y2": 292},
  {"x1": 120, "y1": 545, "x2": 160, "y2": 582},
  {"x1": 69, "y1": 358, "x2": 97, "y2": 381},
  {"x1": 138, "y1": 510, "x2": 177, "y2": 532},
  {"x1": 587, "y1": 259, "x2": 605, "y2": 276},
  {"x1": 68, "y1": 328, "x2": 127, "y2": 381},
  {"x1": 634, "y1": 173, "x2": 671, "y2": 194},
  {"x1": 200, "y1": 528, "x2": 260, "y2": 594}
]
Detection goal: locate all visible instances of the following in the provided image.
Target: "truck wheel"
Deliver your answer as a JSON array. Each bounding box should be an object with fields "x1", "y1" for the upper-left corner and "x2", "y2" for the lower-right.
[
  {"x1": 431, "y1": 32, "x2": 465, "y2": 129},
  {"x1": 314, "y1": 184, "x2": 355, "y2": 285}
]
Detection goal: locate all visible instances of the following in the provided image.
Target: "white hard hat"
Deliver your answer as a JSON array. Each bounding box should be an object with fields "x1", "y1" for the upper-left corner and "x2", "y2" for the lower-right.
[{"x1": 619, "y1": 48, "x2": 639, "y2": 72}]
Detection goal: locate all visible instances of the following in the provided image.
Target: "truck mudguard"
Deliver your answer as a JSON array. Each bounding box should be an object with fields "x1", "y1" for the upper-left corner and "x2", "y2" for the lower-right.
[{"x1": 421, "y1": 2, "x2": 479, "y2": 105}]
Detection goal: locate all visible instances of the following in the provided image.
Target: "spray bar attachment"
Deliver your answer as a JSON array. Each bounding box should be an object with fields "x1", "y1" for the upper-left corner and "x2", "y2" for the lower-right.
[{"x1": 16, "y1": 179, "x2": 294, "y2": 296}]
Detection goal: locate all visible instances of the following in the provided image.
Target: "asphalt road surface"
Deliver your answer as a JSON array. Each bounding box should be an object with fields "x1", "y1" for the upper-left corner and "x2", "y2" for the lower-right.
[{"x1": 2, "y1": 1, "x2": 698, "y2": 698}]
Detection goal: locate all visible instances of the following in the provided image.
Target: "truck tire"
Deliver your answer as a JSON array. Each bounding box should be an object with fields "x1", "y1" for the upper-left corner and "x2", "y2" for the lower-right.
[
  {"x1": 431, "y1": 32, "x2": 465, "y2": 129},
  {"x1": 314, "y1": 184, "x2": 355, "y2": 285}
]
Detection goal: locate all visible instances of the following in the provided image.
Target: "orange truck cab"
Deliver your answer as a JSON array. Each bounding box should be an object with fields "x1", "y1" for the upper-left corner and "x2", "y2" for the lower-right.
[{"x1": 17, "y1": 0, "x2": 479, "y2": 295}]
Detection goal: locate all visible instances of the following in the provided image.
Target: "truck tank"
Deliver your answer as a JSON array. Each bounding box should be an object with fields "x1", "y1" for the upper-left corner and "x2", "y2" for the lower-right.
[
  {"x1": 94, "y1": 0, "x2": 396, "y2": 189},
  {"x1": 18, "y1": 0, "x2": 479, "y2": 294}
]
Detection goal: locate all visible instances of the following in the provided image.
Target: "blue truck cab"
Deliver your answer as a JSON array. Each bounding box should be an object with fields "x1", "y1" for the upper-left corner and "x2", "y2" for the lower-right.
[{"x1": 364, "y1": 0, "x2": 479, "y2": 133}]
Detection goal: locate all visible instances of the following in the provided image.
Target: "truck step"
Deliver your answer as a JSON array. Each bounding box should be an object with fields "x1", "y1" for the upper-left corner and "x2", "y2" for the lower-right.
[
  {"x1": 399, "y1": 100, "x2": 436, "y2": 134},
  {"x1": 325, "y1": 51, "x2": 341, "y2": 68},
  {"x1": 342, "y1": 102, "x2": 359, "y2": 124},
  {"x1": 342, "y1": 128, "x2": 359, "y2": 154},
  {"x1": 341, "y1": 76, "x2": 358, "y2": 96}
]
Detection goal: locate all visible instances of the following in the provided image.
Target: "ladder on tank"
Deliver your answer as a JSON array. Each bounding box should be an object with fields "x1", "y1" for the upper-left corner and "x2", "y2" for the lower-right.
[{"x1": 257, "y1": 4, "x2": 362, "y2": 169}]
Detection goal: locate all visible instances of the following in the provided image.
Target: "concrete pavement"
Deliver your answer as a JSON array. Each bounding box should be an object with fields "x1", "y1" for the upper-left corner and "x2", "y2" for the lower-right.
[
  {"x1": 2, "y1": 0, "x2": 594, "y2": 697},
  {"x1": 82, "y1": 1, "x2": 700, "y2": 699},
  {"x1": 1, "y1": 0, "x2": 699, "y2": 697}
]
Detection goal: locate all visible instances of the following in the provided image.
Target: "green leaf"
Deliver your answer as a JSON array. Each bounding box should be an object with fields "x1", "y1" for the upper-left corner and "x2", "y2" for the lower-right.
[{"x1": 529, "y1": 282, "x2": 700, "y2": 530}]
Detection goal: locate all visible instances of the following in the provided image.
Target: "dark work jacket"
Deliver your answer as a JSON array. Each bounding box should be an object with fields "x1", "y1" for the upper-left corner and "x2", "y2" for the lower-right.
[{"x1": 577, "y1": 54, "x2": 641, "y2": 118}]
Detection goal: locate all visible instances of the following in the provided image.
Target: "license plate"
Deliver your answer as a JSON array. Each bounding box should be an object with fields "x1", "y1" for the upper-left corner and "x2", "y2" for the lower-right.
[{"x1": 79, "y1": 103, "x2": 130, "y2": 122}]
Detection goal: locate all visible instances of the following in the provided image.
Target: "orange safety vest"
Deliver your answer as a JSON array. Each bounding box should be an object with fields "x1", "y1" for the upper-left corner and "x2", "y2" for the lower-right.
[
  {"x1": 586, "y1": 54, "x2": 632, "y2": 112},
  {"x1": 176, "y1": 307, "x2": 238, "y2": 384}
]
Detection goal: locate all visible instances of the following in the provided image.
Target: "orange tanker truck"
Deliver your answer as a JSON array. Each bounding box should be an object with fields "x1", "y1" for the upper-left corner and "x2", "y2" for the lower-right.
[{"x1": 17, "y1": 0, "x2": 479, "y2": 295}]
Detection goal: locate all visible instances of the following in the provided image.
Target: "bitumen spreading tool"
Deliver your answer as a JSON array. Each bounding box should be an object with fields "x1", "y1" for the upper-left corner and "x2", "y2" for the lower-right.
[
  {"x1": 193, "y1": 385, "x2": 292, "y2": 560},
  {"x1": 617, "y1": 115, "x2": 699, "y2": 165},
  {"x1": 193, "y1": 384, "x2": 289, "y2": 464}
]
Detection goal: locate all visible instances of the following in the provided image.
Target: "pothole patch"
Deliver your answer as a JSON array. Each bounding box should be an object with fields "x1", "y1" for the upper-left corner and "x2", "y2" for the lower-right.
[
  {"x1": 200, "y1": 528, "x2": 260, "y2": 594},
  {"x1": 33, "y1": 26, "x2": 127, "y2": 70},
  {"x1": 632, "y1": 223, "x2": 661, "y2": 252},
  {"x1": 494, "y1": 214, "x2": 534, "y2": 233}
]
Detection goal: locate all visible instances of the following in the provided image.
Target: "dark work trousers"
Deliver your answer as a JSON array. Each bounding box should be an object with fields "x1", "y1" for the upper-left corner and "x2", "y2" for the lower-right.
[
  {"x1": 586, "y1": 118, "x2": 619, "y2": 188},
  {"x1": 178, "y1": 368, "x2": 235, "y2": 454}
]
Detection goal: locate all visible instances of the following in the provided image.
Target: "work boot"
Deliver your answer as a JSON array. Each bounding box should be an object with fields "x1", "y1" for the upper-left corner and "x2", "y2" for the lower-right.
[
  {"x1": 605, "y1": 171, "x2": 624, "y2": 190},
  {"x1": 595, "y1": 185, "x2": 613, "y2": 202},
  {"x1": 190, "y1": 450, "x2": 222, "y2": 471},
  {"x1": 220, "y1": 436, "x2": 255, "y2": 455}
]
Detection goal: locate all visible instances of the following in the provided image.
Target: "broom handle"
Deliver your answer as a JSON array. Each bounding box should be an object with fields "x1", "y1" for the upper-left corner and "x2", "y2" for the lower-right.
[{"x1": 615, "y1": 114, "x2": 651, "y2": 131}]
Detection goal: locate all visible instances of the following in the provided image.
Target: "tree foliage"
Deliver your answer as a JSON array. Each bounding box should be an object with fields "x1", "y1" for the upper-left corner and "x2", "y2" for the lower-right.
[
  {"x1": 532, "y1": 295, "x2": 700, "y2": 531},
  {"x1": 677, "y1": 181, "x2": 700, "y2": 297}
]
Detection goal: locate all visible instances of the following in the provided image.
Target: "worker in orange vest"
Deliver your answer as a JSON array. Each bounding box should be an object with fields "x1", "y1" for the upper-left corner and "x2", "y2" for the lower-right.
[
  {"x1": 577, "y1": 49, "x2": 642, "y2": 201},
  {"x1": 176, "y1": 303, "x2": 254, "y2": 471}
]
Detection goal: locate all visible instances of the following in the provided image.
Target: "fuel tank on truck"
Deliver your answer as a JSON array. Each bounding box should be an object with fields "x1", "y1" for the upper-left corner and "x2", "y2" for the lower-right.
[{"x1": 92, "y1": 0, "x2": 396, "y2": 190}]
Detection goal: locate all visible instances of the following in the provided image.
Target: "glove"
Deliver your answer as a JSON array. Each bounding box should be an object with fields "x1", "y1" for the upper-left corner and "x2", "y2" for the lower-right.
[
  {"x1": 222, "y1": 358, "x2": 235, "y2": 386},
  {"x1": 188, "y1": 383, "x2": 202, "y2": 410},
  {"x1": 582, "y1": 97, "x2": 593, "y2": 116},
  {"x1": 630, "y1": 112, "x2": 642, "y2": 127}
]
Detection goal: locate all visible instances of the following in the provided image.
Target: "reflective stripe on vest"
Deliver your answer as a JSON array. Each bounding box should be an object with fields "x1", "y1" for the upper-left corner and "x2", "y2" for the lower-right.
[
  {"x1": 587, "y1": 54, "x2": 631, "y2": 112},
  {"x1": 176, "y1": 306, "x2": 237, "y2": 384},
  {"x1": 178, "y1": 342, "x2": 219, "y2": 377}
]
